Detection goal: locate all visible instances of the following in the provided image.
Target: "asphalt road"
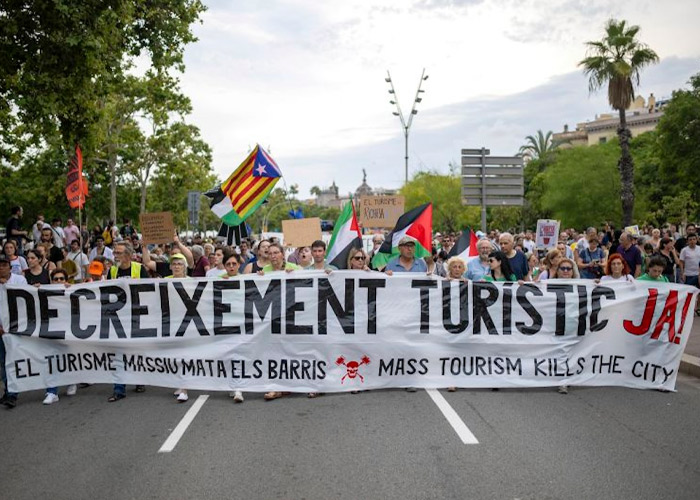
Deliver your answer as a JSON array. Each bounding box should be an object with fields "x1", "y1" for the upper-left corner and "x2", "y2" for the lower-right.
[{"x1": 2, "y1": 374, "x2": 700, "y2": 500}]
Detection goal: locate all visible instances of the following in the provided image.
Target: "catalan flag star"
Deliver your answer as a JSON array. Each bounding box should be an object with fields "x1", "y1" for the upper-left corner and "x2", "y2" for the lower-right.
[{"x1": 255, "y1": 164, "x2": 267, "y2": 176}]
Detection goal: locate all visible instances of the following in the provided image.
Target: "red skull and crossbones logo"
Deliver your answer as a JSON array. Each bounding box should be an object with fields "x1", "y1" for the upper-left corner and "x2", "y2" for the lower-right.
[{"x1": 336, "y1": 355, "x2": 370, "y2": 384}]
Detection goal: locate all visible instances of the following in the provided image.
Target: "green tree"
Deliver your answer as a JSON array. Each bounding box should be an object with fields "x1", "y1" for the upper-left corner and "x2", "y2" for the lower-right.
[
  {"x1": 400, "y1": 170, "x2": 479, "y2": 233},
  {"x1": 518, "y1": 130, "x2": 558, "y2": 160},
  {"x1": 656, "y1": 73, "x2": 700, "y2": 200},
  {"x1": 540, "y1": 142, "x2": 623, "y2": 227},
  {"x1": 0, "y1": 1, "x2": 206, "y2": 149},
  {"x1": 579, "y1": 18, "x2": 659, "y2": 226}
]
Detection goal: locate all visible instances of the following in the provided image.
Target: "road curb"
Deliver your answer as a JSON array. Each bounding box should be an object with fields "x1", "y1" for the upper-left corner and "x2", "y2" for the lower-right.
[{"x1": 680, "y1": 354, "x2": 700, "y2": 378}]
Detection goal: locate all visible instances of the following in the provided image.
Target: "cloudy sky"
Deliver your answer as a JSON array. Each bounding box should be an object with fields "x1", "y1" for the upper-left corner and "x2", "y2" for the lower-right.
[{"x1": 178, "y1": 0, "x2": 700, "y2": 197}]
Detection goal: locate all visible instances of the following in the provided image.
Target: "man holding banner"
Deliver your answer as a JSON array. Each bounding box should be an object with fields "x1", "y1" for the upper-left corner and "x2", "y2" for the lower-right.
[{"x1": 107, "y1": 241, "x2": 148, "y2": 401}]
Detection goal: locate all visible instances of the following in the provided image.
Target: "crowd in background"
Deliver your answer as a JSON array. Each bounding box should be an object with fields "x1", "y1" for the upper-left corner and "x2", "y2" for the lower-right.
[{"x1": 2, "y1": 205, "x2": 699, "y2": 406}]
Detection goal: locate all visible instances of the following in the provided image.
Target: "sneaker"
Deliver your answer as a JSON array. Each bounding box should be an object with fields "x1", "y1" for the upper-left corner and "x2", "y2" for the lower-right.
[
  {"x1": 228, "y1": 391, "x2": 236, "y2": 398},
  {"x1": 43, "y1": 393, "x2": 60, "y2": 405},
  {"x1": 78, "y1": 383, "x2": 93, "y2": 388},
  {"x1": 4, "y1": 396, "x2": 17, "y2": 408},
  {"x1": 406, "y1": 387, "x2": 418, "y2": 392},
  {"x1": 135, "y1": 385, "x2": 146, "y2": 393},
  {"x1": 173, "y1": 389, "x2": 182, "y2": 397},
  {"x1": 558, "y1": 385, "x2": 569, "y2": 394},
  {"x1": 177, "y1": 391, "x2": 189, "y2": 403},
  {"x1": 233, "y1": 391, "x2": 244, "y2": 403},
  {"x1": 66, "y1": 385, "x2": 77, "y2": 396}
]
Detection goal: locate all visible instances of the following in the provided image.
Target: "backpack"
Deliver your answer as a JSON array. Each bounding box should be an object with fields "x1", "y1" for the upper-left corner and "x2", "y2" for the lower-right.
[{"x1": 102, "y1": 227, "x2": 113, "y2": 245}]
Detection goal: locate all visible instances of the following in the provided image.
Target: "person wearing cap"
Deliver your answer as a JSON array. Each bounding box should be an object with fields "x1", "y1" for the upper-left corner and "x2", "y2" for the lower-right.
[
  {"x1": 384, "y1": 237, "x2": 427, "y2": 275},
  {"x1": 86, "y1": 260, "x2": 106, "y2": 282},
  {"x1": 0, "y1": 254, "x2": 27, "y2": 408},
  {"x1": 616, "y1": 231, "x2": 642, "y2": 278},
  {"x1": 141, "y1": 233, "x2": 193, "y2": 277}
]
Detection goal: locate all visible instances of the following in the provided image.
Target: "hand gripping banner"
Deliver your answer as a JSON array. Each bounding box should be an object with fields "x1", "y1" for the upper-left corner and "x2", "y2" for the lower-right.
[{"x1": 1, "y1": 273, "x2": 697, "y2": 393}]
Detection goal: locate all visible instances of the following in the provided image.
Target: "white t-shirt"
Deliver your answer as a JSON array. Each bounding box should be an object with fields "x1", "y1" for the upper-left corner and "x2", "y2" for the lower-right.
[
  {"x1": 206, "y1": 267, "x2": 226, "y2": 278},
  {"x1": 8, "y1": 256, "x2": 27, "y2": 275},
  {"x1": 680, "y1": 245, "x2": 700, "y2": 276},
  {"x1": 67, "y1": 251, "x2": 90, "y2": 281},
  {"x1": 89, "y1": 246, "x2": 114, "y2": 261},
  {"x1": 600, "y1": 274, "x2": 634, "y2": 282}
]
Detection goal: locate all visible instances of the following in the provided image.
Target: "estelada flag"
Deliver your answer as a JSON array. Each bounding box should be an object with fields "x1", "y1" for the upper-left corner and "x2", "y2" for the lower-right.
[
  {"x1": 371, "y1": 202, "x2": 432, "y2": 269},
  {"x1": 447, "y1": 228, "x2": 479, "y2": 262},
  {"x1": 205, "y1": 145, "x2": 281, "y2": 225},
  {"x1": 66, "y1": 145, "x2": 88, "y2": 209}
]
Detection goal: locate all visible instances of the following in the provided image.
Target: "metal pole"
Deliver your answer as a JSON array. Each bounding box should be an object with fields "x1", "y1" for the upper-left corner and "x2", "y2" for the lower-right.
[
  {"x1": 480, "y1": 147, "x2": 487, "y2": 233},
  {"x1": 404, "y1": 128, "x2": 409, "y2": 184}
]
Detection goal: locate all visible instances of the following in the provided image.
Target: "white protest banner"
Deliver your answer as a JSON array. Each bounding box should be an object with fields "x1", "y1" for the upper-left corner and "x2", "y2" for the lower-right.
[
  {"x1": 536, "y1": 219, "x2": 560, "y2": 249},
  {"x1": 1, "y1": 273, "x2": 696, "y2": 393}
]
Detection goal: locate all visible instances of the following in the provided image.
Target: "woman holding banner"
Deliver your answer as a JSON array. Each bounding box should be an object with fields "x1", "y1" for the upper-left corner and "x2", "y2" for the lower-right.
[
  {"x1": 243, "y1": 240, "x2": 271, "y2": 274},
  {"x1": 260, "y1": 243, "x2": 300, "y2": 274},
  {"x1": 167, "y1": 253, "x2": 194, "y2": 403},
  {"x1": 483, "y1": 251, "x2": 517, "y2": 282},
  {"x1": 41, "y1": 269, "x2": 78, "y2": 404},
  {"x1": 600, "y1": 254, "x2": 634, "y2": 282}
]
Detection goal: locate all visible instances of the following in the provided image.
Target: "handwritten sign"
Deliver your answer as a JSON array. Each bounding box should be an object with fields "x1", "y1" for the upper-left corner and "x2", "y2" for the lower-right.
[
  {"x1": 282, "y1": 217, "x2": 322, "y2": 248},
  {"x1": 139, "y1": 212, "x2": 175, "y2": 245},
  {"x1": 358, "y1": 196, "x2": 405, "y2": 228}
]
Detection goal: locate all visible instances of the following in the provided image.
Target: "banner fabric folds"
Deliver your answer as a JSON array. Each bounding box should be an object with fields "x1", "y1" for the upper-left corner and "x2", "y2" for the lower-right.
[{"x1": 1, "y1": 273, "x2": 696, "y2": 393}]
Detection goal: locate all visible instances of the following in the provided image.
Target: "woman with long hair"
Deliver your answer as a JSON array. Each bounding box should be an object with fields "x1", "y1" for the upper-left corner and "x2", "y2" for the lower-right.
[
  {"x1": 2, "y1": 240, "x2": 27, "y2": 275},
  {"x1": 537, "y1": 249, "x2": 562, "y2": 282},
  {"x1": 600, "y1": 254, "x2": 634, "y2": 282},
  {"x1": 551, "y1": 257, "x2": 580, "y2": 279},
  {"x1": 484, "y1": 251, "x2": 516, "y2": 282}
]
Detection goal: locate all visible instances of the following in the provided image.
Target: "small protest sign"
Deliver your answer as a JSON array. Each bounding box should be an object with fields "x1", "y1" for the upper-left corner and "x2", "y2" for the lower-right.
[
  {"x1": 536, "y1": 219, "x2": 560, "y2": 249},
  {"x1": 624, "y1": 225, "x2": 640, "y2": 236},
  {"x1": 358, "y1": 196, "x2": 405, "y2": 228},
  {"x1": 282, "y1": 217, "x2": 322, "y2": 247},
  {"x1": 139, "y1": 212, "x2": 175, "y2": 245}
]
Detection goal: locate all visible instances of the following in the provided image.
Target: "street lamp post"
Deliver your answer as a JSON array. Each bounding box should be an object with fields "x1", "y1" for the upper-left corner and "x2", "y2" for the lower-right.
[{"x1": 386, "y1": 68, "x2": 428, "y2": 185}]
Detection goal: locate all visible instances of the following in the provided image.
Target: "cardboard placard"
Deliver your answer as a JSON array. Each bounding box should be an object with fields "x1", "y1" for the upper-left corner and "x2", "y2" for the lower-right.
[
  {"x1": 624, "y1": 225, "x2": 640, "y2": 236},
  {"x1": 139, "y1": 212, "x2": 175, "y2": 245},
  {"x1": 358, "y1": 196, "x2": 405, "y2": 228},
  {"x1": 281, "y1": 217, "x2": 322, "y2": 248},
  {"x1": 536, "y1": 219, "x2": 560, "y2": 249}
]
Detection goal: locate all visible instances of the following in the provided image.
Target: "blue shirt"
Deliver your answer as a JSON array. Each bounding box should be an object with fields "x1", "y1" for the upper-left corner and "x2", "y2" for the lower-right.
[
  {"x1": 508, "y1": 250, "x2": 529, "y2": 280},
  {"x1": 386, "y1": 256, "x2": 428, "y2": 273},
  {"x1": 466, "y1": 258, "x2": 490, "y2": 281},
  {"x1": 617, "y1": 244, "x2": 642, "y2": 274}
]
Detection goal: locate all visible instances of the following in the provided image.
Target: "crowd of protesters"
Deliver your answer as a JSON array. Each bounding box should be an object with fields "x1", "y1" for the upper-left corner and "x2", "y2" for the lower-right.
[{"x1": 1, "y1": 206, "x2": 699, "y2": 407}]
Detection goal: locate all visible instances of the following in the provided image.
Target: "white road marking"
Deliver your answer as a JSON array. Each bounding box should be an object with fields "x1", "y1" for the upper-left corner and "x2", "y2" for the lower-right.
[
  {"x1": 158, "y1": 395, "x2": 209, "y2": 453},
  {"x1": 426, "y1": 389, "x2": 479, "y2": 444}
]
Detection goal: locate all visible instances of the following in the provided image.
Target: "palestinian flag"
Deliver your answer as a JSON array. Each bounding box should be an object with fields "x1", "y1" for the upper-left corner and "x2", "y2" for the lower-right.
[
  {"x1": 447, "y1": 228, "x2": 479, "y2": 262},
  {"x1": 326, "y1": 199, "x2": 362, "y2": 269},
  {"x1": 205, "y1": 145, "x2": 281, "y2": 225},
  {"x1": 371, "y1": 203, "x2": 432, "y2": 269}
]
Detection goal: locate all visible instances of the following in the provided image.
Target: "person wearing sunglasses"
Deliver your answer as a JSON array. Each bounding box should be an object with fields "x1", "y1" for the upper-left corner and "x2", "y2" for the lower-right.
[
  {"x1": 483, "y1": 251, "x2": 517, "y2": 282},
  {"x1": 346, "y1": 248, "x2": 371, "y2": 271},
  {"x1": 549, "y1": 257, "x2": 580, "y2": 395},
  {"x1": 42, "y1": 269, "x2": 78, "y2": 404},
  {"x1": 551, "y1": 258, "x2": 580, "y2": 279}
]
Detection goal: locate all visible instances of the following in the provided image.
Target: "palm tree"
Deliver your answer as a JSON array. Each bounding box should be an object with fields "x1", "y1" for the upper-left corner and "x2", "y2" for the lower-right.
[
  {"x1": 579, "y1": 19, "x2": 659, "y2": 226},
  {"x1": 518, "y1": 130, "x2": 558, "y2": 160}
]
